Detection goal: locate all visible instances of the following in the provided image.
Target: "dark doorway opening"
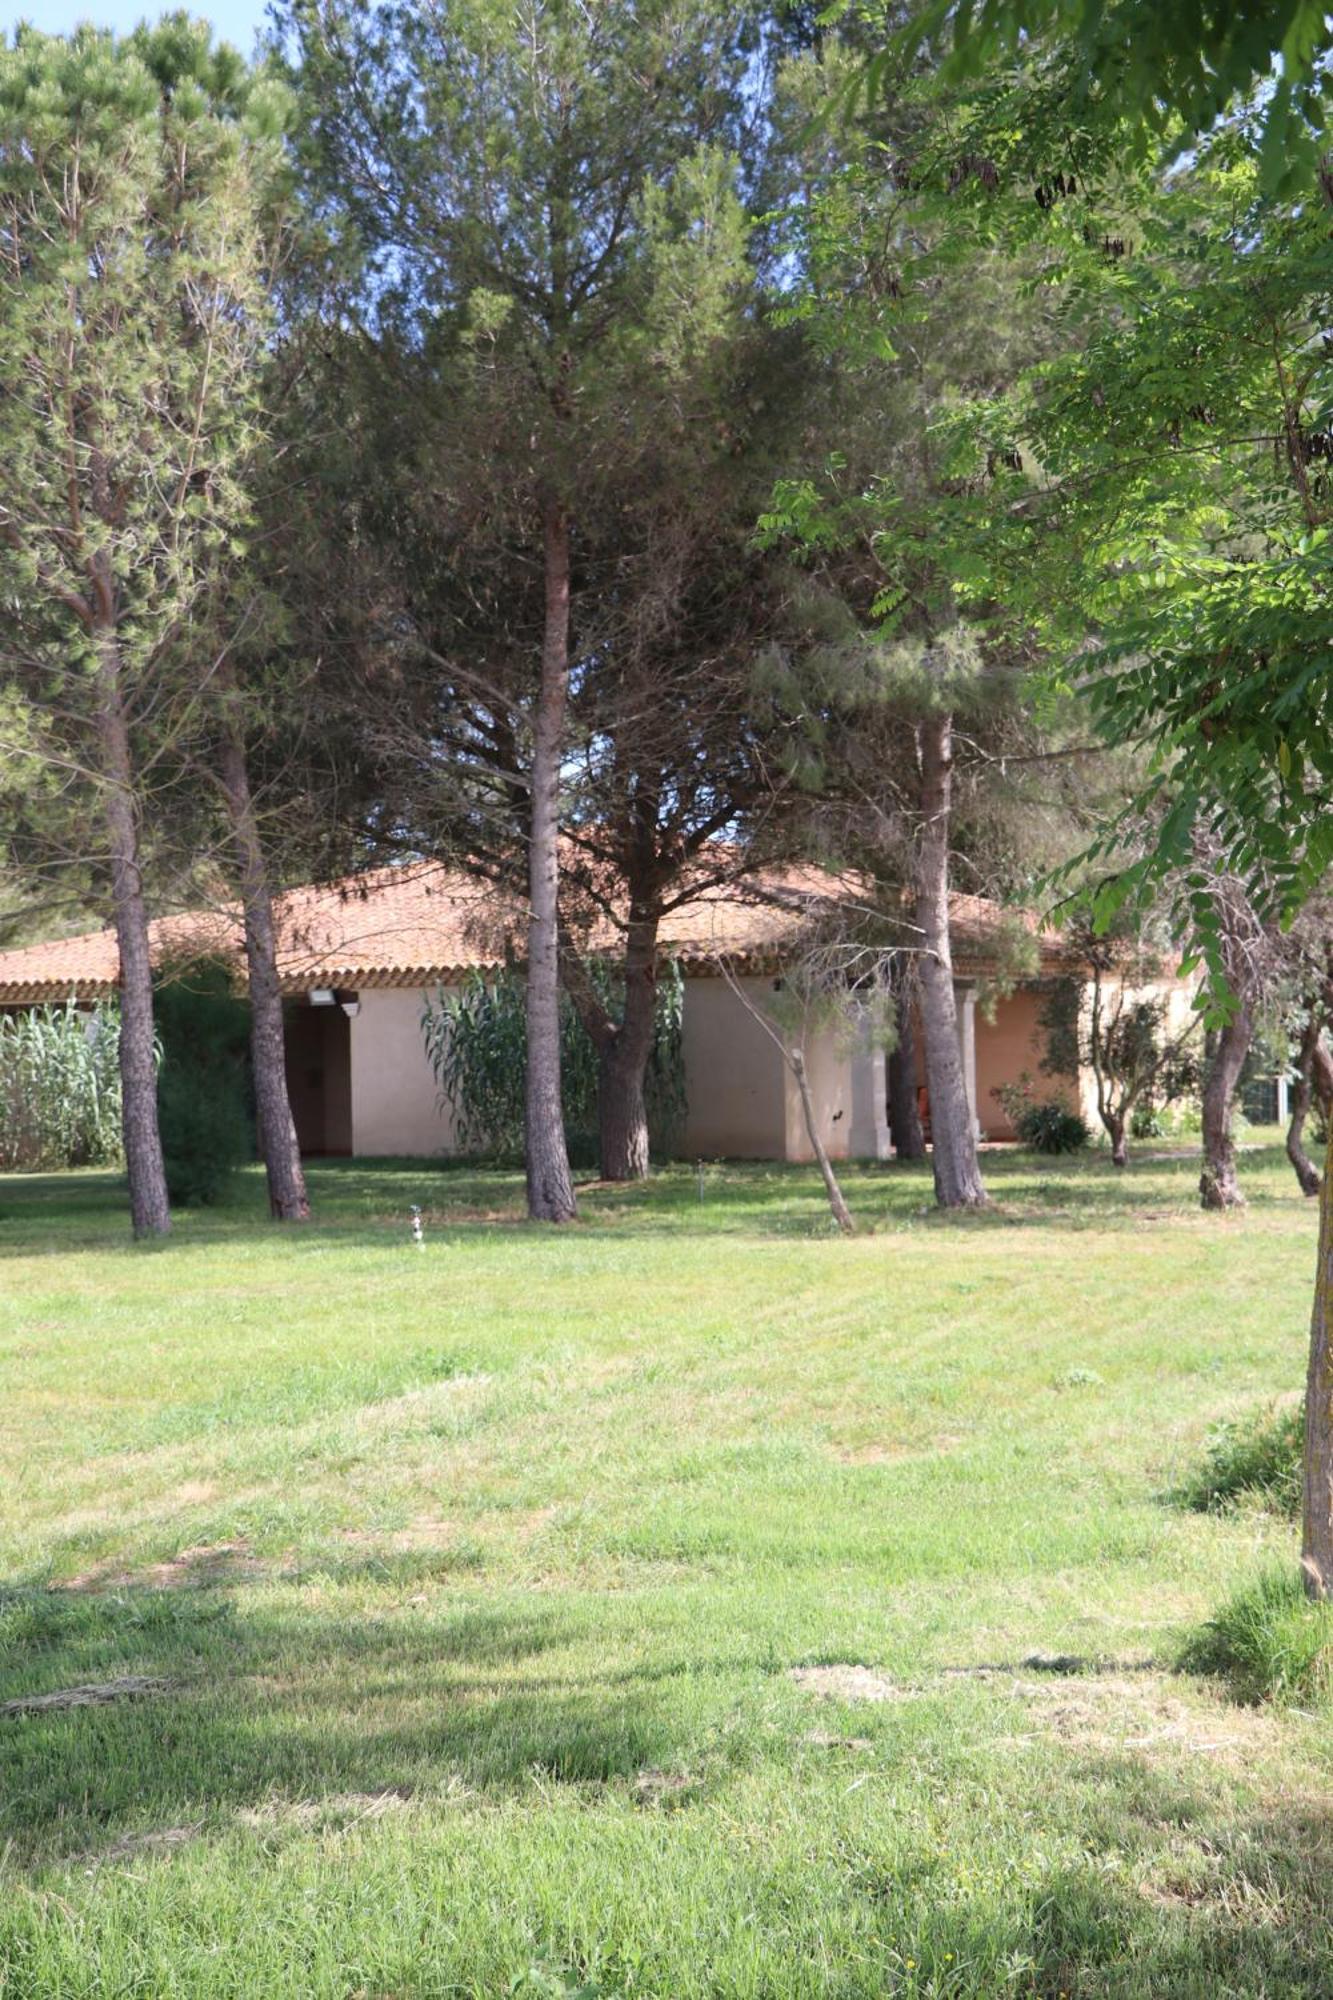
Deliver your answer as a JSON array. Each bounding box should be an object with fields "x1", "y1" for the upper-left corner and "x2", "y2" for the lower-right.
[{"x1": 283, "y1": 1002, "x2": 352, "y2": 1156}]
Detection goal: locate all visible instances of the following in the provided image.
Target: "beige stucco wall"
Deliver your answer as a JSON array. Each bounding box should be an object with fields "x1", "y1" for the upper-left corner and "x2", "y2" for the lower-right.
[
  {"x1": 348, "y1": 986, "x2": 460, "y2": 1157},
  {"x1": 350, "y1": 974, "x2": 801, "y2": 1163},
  {"x1": 679, "y1": 972, "x2": 789, "y2": 1159},
  {"x1": 782, "y1": 1015, "x2": 855, "y2": 1163},
  {"x1": 1075, "y1": 968, "x2": 1200, "y2": 1132},
  {"x1": 346, "y1": 970, "x2": 1111, "y2": 1164},
  {"x1": 974, "y1": 986, "x2": 1068, "y2": 1139}
]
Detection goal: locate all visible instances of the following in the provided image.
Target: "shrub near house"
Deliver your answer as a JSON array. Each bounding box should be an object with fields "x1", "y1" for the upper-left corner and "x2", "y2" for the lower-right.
[{"x1": 0, "y1": 1000, "x2": 122, "y2": 1170}]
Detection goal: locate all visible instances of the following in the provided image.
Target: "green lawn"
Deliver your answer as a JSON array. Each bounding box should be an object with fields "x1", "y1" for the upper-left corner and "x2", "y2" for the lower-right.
[{"x1": 1, "y1": 1143, "x2": 1330, "y2": 1997}]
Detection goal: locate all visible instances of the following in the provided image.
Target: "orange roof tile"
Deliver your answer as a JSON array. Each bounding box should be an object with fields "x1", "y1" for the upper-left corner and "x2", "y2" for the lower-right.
[{"x1": 0, "y1": 861, "x2": 1063, "y2": 1005}]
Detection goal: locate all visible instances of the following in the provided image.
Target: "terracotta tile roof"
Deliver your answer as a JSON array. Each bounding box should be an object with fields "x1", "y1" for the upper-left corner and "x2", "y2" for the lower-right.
[{"x1": 0, "y1": 860, "x2": 1064, "y2": 1005}]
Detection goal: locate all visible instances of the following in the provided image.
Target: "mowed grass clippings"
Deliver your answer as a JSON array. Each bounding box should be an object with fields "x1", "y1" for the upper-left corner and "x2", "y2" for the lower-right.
[{"x1": 2, "y1": 1142, "x2": 1333, "y2": 1997}]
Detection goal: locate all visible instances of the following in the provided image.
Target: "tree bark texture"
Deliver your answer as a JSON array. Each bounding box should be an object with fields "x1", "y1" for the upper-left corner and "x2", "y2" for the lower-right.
[
  {"x1": 791, "y1": 1046, "x2": 855, "y2": 1234},
  {"x1": 96, "y1": 636, "x2": 171, "y2": 1239},
  {"x1": 1103, "y1": 1111, "x2": 1128, "y2": 1169},
  {"x1": 1199, "y1": 1006, "x2": 1253, "y2": 1210},
  {"x1": 218, "y1": 724, "x2": 310, "y2": 1222},
  {"x1": 1302, "y1": 1119, "x2": 1333, "y2": 1597},
  {"x1": 596, "y1": 916, "x2": 658, "y2": 1182},
  {"x1": 564, "y1": 915, "x2": 660, "y2": 1183},
  {"x1": 525, "y1": 501, "x2": 578, "y2": 1221},
  {"x1": 1287, "y1": 1014, "x2": 1325, "y2": 1199},
  {"x1": 913, "y1": 711, "x2": 987, "y2": 1209},
  {"x1": 887, "y1": 979, "x2": 925, "y2": 1161}
]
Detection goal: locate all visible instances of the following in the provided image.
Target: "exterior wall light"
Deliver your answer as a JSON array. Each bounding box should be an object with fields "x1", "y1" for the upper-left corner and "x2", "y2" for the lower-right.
[{"x1": 341, "y1": 997, "x2": 361, "y2": 1018}]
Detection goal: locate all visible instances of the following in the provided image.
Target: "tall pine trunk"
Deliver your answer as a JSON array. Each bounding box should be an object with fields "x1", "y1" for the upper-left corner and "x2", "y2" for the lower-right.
[
  {"x1": 525, "y1": 500, "x2": 577, "y2": 1221},
  {"x1": 96, "y1": 634, "x2": 170, "y2": 1239},
  {"x1": 913, "y1": 711, "x2": 987, "y2": 1209},
  {"x1": 1199, "y1": 1007, "x2": 1252, "y2": 1209},
  {"x1": 217, "y1": 723, "x2": 310, "y2": 1222},
  {"x1": 596, "y1": 916, "x2": 658, "y2": 1182},
  {"x1": 888, "y1": 972, "x2": 925, "y2": 1160},
  {"x1": 1302, "y1": 1119, "x2": 1333, "y2": 1595}
]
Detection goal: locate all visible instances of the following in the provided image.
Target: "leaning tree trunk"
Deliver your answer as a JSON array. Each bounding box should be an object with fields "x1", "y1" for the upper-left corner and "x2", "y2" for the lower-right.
[
  {"x1": 1199, "y1": 1005, "x2": 1253, "y2": 1210},
  {"x1": 217, "y1": 723, "x2": 310, "y2": 1222},
  {"x1": 887, "y1": 975, "x2": 925, "y2": 1161},
  {"x1": 1287, "y1": 1014, "x2": 1324, "y2": 1199},
  {"x1": 96, "y1": 634, "x2": 171, "y2": 1239},
  {"x1": 596, "y1": 915, "x2": 659, "y2": 1183},
  {"x1": 790, "y1": 1046, "x2": 855, "y2": 1234},
  {"x1": 525, "y1": 501, "x2": 577, "y2": 1222},
  {"x1": 913, "y1": 711, "x2": 987, "y2": 1209},
  {"x1": 1302, "y1": 1119, "x2": 1333, "y2": 1596}
]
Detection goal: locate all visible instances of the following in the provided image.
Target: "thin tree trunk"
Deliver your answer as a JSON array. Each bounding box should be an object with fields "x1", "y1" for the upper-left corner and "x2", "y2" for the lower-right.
[
  {"x1": 888, "y1": 976, "x2": 925, "y2": 1161},
  {"x1": 596, "y1": 915, "x2": 658, "y2": 1182},
  {"x1": 1105, "y1": 1110, "x2": 1128, "y2": 1168},
  {"x1": 96, "y1": 635, "x2": 170, "y2": 1239},
  {"x1": 714, "y1": 958, "x2": 855, "y2": 1235},
  {"x1": 1199, "y1": 1005, "x2": 1253, "y2": 1210},
  {"x1": 791, "y1": 1046, "x2": 855, "y2": 1234},
  {"x1": 217, "y1": 723, "x2": 310, "y2": 1221},
  {"x1": 1287, "y1": 1014, "x2": 1324, "y2": 1199},
  {"x1": 525, "y1": 500, "x2": 577, "y2": 1222},
  {"x1": 913, "y1": 711, "x2": 987, "y2": 1209},
  {"x1": 1302, "y1": 1119, "x2": 1333, "y2": 1597}
]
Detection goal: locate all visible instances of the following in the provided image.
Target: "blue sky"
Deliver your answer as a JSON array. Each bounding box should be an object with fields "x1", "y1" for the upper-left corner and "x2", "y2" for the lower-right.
[{"x1": 10, "y1": 2, "x2": 271, "y2": 52}]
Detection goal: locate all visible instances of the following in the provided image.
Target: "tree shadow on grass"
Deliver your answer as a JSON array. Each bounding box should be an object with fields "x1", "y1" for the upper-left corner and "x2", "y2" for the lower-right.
[
  {"x1": 0, "y1": 1148, "x2": 1307, "y2": 1256},
  {"x1": 5, "y1": 1585, "x2": 1333, "y2": 1993},
  {"x1": 0, "y1": 1581, "x2": 724, "y2": 1868},
  {"x1": 833, "y1": 1754, "x2": 1333, "y2": 1998}
]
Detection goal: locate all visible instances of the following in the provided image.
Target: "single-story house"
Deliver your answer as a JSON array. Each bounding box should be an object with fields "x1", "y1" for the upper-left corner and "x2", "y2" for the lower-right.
[{"x1": 0, "y1": 862, "x2": 1159, "y2": 1161}]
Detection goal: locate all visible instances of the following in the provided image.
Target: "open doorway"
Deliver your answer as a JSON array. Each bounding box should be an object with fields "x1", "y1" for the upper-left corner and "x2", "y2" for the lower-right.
[{"x1": 283, "y1": 1001, "x2": 352, "y2": 1155}]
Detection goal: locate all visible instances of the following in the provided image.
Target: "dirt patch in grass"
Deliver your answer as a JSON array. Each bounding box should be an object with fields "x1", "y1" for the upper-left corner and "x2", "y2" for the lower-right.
[
  {"x1": 236, "y1": 1787, "x2": 419, "y2": 1832},
  {"x1": 61, "y1": 1540, "x2": 259, "y2": 1594},
  {"x1": 91, "y1": 1824, "x2": 201, "y2": 1865},
  {"x1": 351, "y1": 1375, "x2": 494, "y2": 1438},
  {"x1": 633, "y1": 1768, "x2": 695, "y2": 1805},
  {"x1": 1009, "y1": 1671, "x2": 1286, "y2": 1768},
  {"x1": 2, "y1": 1675, "x2": 178, "y2": 1717},
  {"x1": 789, "y1": 1664, "x2": 907, "y2": 1702},
  {"x1": 341, "y1": 1517, "x2": 461, "y2": 1554},
  {"x1": 828, "y1": 1433, "x2": 967, "y2": 1466}
]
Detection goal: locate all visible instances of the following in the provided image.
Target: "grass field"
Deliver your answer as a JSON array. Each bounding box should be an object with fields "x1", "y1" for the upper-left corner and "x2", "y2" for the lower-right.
[{"x1": 2, "y1": 1141, "x2": 1331, "y2": 1998}]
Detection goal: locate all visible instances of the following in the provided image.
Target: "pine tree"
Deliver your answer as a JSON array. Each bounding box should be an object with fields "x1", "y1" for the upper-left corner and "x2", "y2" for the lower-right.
[
  {"x1": 0, "y1": 20, "x2": 290, "y2": 1236},
  {"x1": 281, "y1": 0, "x2": 756, "y2": 1218}
]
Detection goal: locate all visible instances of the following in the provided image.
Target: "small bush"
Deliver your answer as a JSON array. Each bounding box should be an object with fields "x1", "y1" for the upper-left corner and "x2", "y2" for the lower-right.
[
  {"x1": 1182, "y1": 1566, "x2": 1333, "y2": 1705},
  {"x1": 157, "y1": 1071, "x2": 251, "y2": 1206},
  {"x1": 1016, "y1": 1100, "x2": 1090, "y2": 1155},
  {"x1": 1179, "y1": 1401, "x2": 1302, "y2": 1516},
  {"x1": 154, "y1": 960, "x2": 252, "y2": 1206}
]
